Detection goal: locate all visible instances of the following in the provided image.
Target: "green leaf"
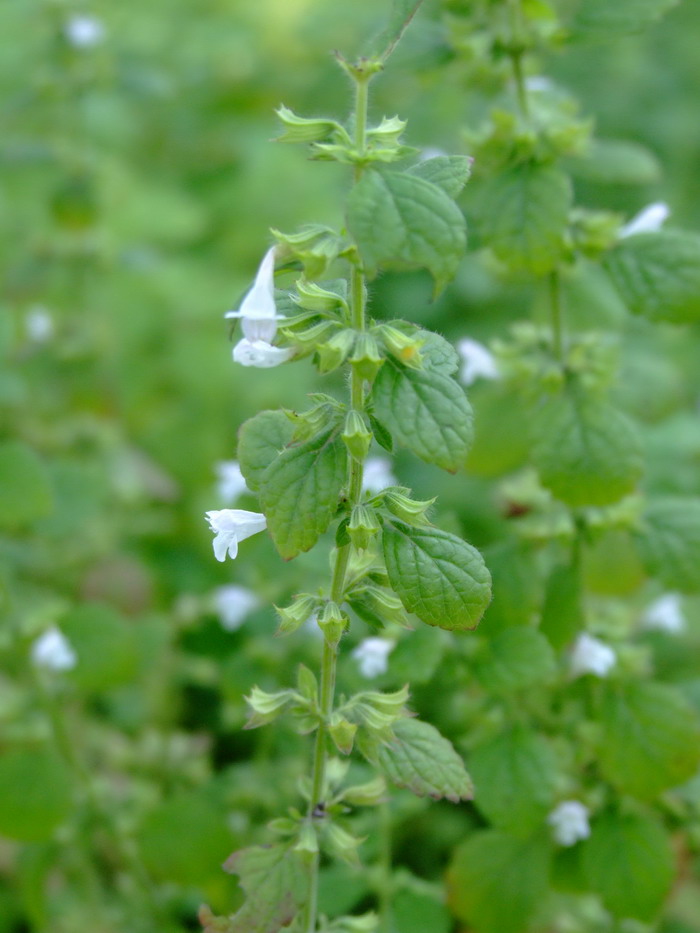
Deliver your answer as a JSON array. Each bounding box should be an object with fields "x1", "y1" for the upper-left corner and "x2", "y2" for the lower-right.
[
  {"x1": 597, "y1": 680, "x2": 700, "y2": 800},
  {"x1": 138, "y1": 791, "x2": 234, "y2": 886},
  {"x1": 566, "y1": 139, "x2": 661, "y2": 186},
  {"x1": 605, "y1": 230, "x2": 700, "y2": 324},
  {"x1": 532, "y1": 392, "x2": 643, "y2": 507},
  {"x1": 0, "y1": 441, "x2": 53, "y2": 528},
  {"x1": 474, "y1": 628, "x2": 556, "y2": 693},
  {"x1": 260, "y1": 429, "x2": 348, "y2": 560},
  {"x1": 480, "y1": 540, "x2": 540, "y2": 633},
  {"x1": 383, "y1": 520, "x2": 491, "y2": 631},
  {"x1": 634, "y1": 497, "x2": 700, "y2": 593},
  {"x1": 393, "y1": 888, "x2": 451, "y2": 933},
  {"x1": 0, "y1": 748, "x2": 72, "y2": 842},
  {"x1": 415, "y1": 329, "x2": 460, "y2": 375},
  {"x1": 238, "y1": 410, "x2": 295, "y2": 492},
  {"x1": 364, "y1": 718, "x2": 473, "y2": 802},
  {"x1": 220, "y1": 843, "x2": 306, "y2": 933},
  {"x1": 365, "y1": 0, "x2": 425, "y2": 62},
  {"x1": 570, "y1": 0, "x2": 679, "y2": 36},
  {"x1": 469, "y1": 726, "x2": 558, "y2": 837},
  {"x1": 407, "y1": 156, "x2": 472, "y2": 198},
  {"x1": 478, "y1": 161, "x2": 572, "y2": 274},
  {"x1": 539, "y1": 563, "x2": 584, "y2": 650},
  {"x1": 346, "y1": 170, "x2": 467, "y2": 294},
  {"x1": 582, "y1": 810, "x2": 675, "y2": 922},
  {"x1": 467, "y1": 383, "x2": 531, "y2": 478},
  {"x1": 447, "y1": 830, "x2": 550, "y2": 933},
  {"x1": 61, "y1": 603, "x2": 138, "y2": 692},
  {"x1": 371, "y1": 361, "x2": 473, "y2": 472}
]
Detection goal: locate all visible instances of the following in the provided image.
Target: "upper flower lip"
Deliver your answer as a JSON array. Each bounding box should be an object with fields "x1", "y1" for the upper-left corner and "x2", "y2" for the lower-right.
[
  {"x1": 225, "y1": 246, "x2": 285, "y2": 342},
  {"x1": 205, "y1": 508, "x2": 267, "y2": 561}
]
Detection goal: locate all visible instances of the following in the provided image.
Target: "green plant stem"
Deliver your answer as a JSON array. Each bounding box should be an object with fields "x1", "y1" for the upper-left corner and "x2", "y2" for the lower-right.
[
  {"x1": 507, "y1": 0, "x2": 529, "y2": 119},
  {"x1": 377, "y1": 800, "x2": 393, "y2": 933},
  {"x1": 302, "y1": 70, "x2": 372, "y2": 933},
  {"x1": 548, "y1": 268, "x2": 564, "y2": 363}
]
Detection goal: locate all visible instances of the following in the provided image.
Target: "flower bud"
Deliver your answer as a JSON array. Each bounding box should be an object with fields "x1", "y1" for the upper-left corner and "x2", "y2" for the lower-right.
[
  {"x1": 361, "y1": 586, "x2": 407, "y2": 627},
  {"x1": 294, "y1": 279, "x2": 348, "y2": 313},
  {"x1": 374, "y1": 324, "x2": 424, "y2": 368},
  {"x1": 286, "y1": 396, "x2": 342, "y2": 441},
  {"x1": 271, "y1": 224, "x2": 343, "y2": 279},
  {"x1": 294, "y1": 820, "x2": 319, "y2": 863},
  {"x1": 244, "y1": 686, "x2": 296, "y2": 729},
  {"x1": 318, "y1": 601, "x2": 348, "y2": 647},
  {"x1": 322, "y1": 822, "x2": 364, "y2": 867},
  {"x1": 384, "y1": 488, "x2": 435, "y2": 525},
  {"x1": 342, "y1": 775, "x2": 387, "y2": 807},
  {"x1": 329, "y1": 714, "x2": 358, "y2": 755},
  {"x1": 367, "y1": 115, "x2": 407, "y2": 148},
  {"x1": 275, "y1": 105, "x2": 345, "y2": 144},
  {"x1": 275, "y1": 594, "x2": 320, "y2": 636},
  {"x1": 342, "y1": 410, "x2": 373, "y2": 463},
  {"x1": 317, "y1": 329, "x2": 356, "y2": 374},
  {"x1": 349, "y1": 332, "x2": 384, "y2": 381},
  {"x1": 347, "y1": 504, "x2": 380, "y2": 551}
]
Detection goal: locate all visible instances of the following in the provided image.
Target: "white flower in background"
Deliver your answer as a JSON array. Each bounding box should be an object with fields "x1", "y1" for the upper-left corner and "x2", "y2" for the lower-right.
[
  {"x1": 456, "y1": 337, "x2": 499, "y2": 386},
  {"x1": 31, "y1": 627, "x2": 77, "y2": 672},
  {"x1": 362, "y1": 457, "x2": 397, "y2": 495},
  {"x1": 64, "y1": 14, "x2": 106, "y2": 48},
  {"x1": 215, "y1": 460, "x2": 248, "y2": 504},
  {"x1": 525, "y1": 76, "x2": 554, "y2": 93},
  {"x1": 619, "y1": 202, "x2": 670, "y2": 238},
  {"x1": 205, "y1": 509, "x2": 267, "y2": 562},
  {"x1": 25, "y1": 306, "x2": 55, "y2": 343},
  {"x1": 303, "y1": 612, "x2": 323, "y2": 639},
  {"x1": 547, "y1": 801, "x2": 591, "y2": 847},
  {"x1": 569, "y1": 633, "x2": 616, "y2": 679},
  {"x1": 226, "y1": 247, "x2": 292, "y2": 368},
  {"x1": 352, "y1": 637, "x2": 396, "y2": 678},
  {"x1": 641, "y1": 593, "x2": 686, "y2": 634},
  {"x1": 213, "y1": 584, "x2": 259, "y2": 631}
]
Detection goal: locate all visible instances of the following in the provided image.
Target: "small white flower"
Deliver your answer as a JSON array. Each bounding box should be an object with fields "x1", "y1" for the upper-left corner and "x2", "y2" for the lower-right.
[
  {"x1": 64, "y1": 14, "x2": 105, "y2": 48},
  {"x1": 213, "y1": 585, "x2": 259, "y2": 631},
  {"x1": 232, "y1": 337, "x2": 294, "y2": 368},
  {"x1": 25, "y1": 306, "x2": 55, "y2": 343},
  {"x1": 31, "y1": 627, "x2": 77, "y2": 672},
  {"x1": 352, "y1": 637, "x2": 396, "y2": 678},
  {"x1": 547, "y1": 801, "x2": 590, "y2": 847},
  {"x1": 569, "y1": 633, "x2": 616, "y2": 679},
  {"x1": 641, "y1": 593, "x2": 686, "y2": 634},
  {"x1": 456, "y1": 338, "x2": 499, "y2": 386},
  {"x1": 204, "y1": 509, "x2": 267, "y2": 562},
  {"x1": 362, "y1": 457, "x2": 397, "y2": 495},
  {"x1": 619, "y1": 202, "x2": 670, "y2": 238},
  {"x1": 525, "y1": 76, "x2": 554, "y2": 93},
  {"x1": 215, "y1": 460, "x2": 248, "y2": 504}
]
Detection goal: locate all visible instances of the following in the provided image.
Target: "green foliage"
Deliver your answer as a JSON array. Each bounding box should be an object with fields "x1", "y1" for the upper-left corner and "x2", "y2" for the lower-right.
[
  {"x1": 569, "y1": 0, "x2": 680, "y2": 36},
  {"x1": 61, "y1": 603, "x2": 138, "y2": 692},
  {"x1": 237, "y1": 411, "x2": 295, "y2": 492},
  {"x1": 371, "y1": 360, "x2": 474, "y2": 472},
  {"x1": 582, "y1": 810, "x2": 675, "y2": 921},
  {"x1": 382, "y1": 519, "x2": 492, "y2": 630},
  {"x1": 634, "y1": 497, "x2": 700, "y2": 593},
  {"x1": 0, "y1": 441, "x2": 53, "y2": 528},
  {"x1": 0, "y1": 748, "x2": 72, "y2": 842},
  {"x1": 539, "y1": 563, "x2": 584, "y2": 650},
  {"x1": 346, "y1": 169, "x2": 467, "y2": 294},
  {"x1": 606, "y1": 231, "x2": 700, "y2": 324},
  {"x1": 473, "y1": 627, "x2": 556, "y2": 693},
  {"x1": 406, "y1": 155, "x2": 472, "y2": 198}
]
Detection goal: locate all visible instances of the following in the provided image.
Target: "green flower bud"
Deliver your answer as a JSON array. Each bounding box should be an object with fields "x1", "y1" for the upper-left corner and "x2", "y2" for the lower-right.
[
  {"x1": 384, "y1": 488, "x2": 435, "y2": 525},
  {"x1": 367, "y1": 115, "x2": 407, "y2": 148},
  {"x1": 317, "y1": 329, "x2": 356, "y2": 374},
  {"x1": 271, "y1": 224, "x2": 344, "y2": 279},
  {"x1": 296, "y1": 664, "x2": 319, "y2": 703},
  {"x1": 285, "y1": 396, "x2": 343, "y2": 441},
  {"x1": 329, "y1": 714, "x2": 358, "y2": 755},
  {"x1": 322, "y1": 821, "x2": 364, "y2": 867},
  {"x1": 281, "y1": 320, "x2": 338, "y2": 355},
  {"x1": 342, "y1": 410, "x2": 373, "y2": 463},
  {"x1": 347, "y1": 504, "x2": 380, "y2": 551},
  {"x1": 275, "y1": 594, "x2": 320, "y2": 636},
  {"x1": 349, "y1": 332, "x2": 384, "y2": 381},
  {"x1": 294, "y1": 278, "x2": 348, "y2": 314},
  {"x1": 318, "y1": 601, "x2": 348, "y2": 647},
  {"x1": 342, "y1": 775, "x2": 387, "y2": 807},
  {"x1": 294, "y1": 820, "x2": 319, "y2": 863},
  {"x1": 361, "y1": 585, "x2": 408, "y2": 627},
  {"x1": 244, "y1": 686, "x2": 296, "y2": 729},
  {"x1": 374, "y1": 323, "x2": 424, "y2": 368},
  {"x1": 275, "y1": 105, "x2": 345, "y2": 144}
]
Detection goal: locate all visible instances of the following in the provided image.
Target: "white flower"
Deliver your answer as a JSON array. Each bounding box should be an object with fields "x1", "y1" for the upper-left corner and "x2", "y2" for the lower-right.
[
  {"x1": 64, "y1": 14, "x2": 105, "y2": 48},
  {"x1": 569, "y1": 633, "x2": 616, "y2": 679},
  {"x1": 619, "y1": 202, "x2": 670, "y2": 238},
  {"x1": 525, "y1": 76, "x2": 554, "y2": 93},
  {"x1": 641, "y1": 593, "x2": 686, "y2": 634},
  {"x1": 213, "y1": 585, "x2": 259, "y2": 631},
  {"x1": 215, "y1": 460, "x2": 248, "y2": 504},
  {"x1": 362, "y1": 457, "x2": 397, "y2": 495},
  {"x1": 25, "y1": 306, "x2": 55, "y2": 343},
  {"x1": 204, "y1": 509, "x2": 267, "y2": 561},
  {"x1": 547, "y1": 801, "x2": 590, "y2": 847},
  {"x1": 352, "y1": 637, "x2": 396, "y2": 678},
  {"x1": 456, "y1": 338, "x2": 499, "y2": 386},
  {"x1": 232, "y1": 337, "x2": 294, "y2": 368},
  {"x1": 31, "y1": 627, "x2": 77, "y2": 672}
]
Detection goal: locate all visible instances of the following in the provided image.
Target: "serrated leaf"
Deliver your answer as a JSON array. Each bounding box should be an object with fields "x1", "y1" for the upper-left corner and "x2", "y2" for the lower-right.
[
  {"x1": 597, "y1": 680, "x2": 700, "y2": 800},
  {"x1": 383, "y1": 520, "x2": 491, "y2": 631},
  {"x1": 414, "y1": 329, "x2": 460, "y2": 375},
  {"x1": 346, "y1": 170, "x2": 466, "y2": 295},
  {"x1": 407, "y1": 156, "x2": 472, "y2": 198},
  {"x1": 469, "y1": 726, "x2": 558, "y2": 837},
  {"x1": 478, "y1": 161, "x2": 572, "y2": 274},
  {"x1": 365, "y1": 718, "x2": 473, "y2": 802},
  {"x1": 634, "y1": 497, "x2": 700, "y2": 593},
  {"x1": 260, "y1": 429, "x2": 347, "y2": 559},
  {"x1": 372, "y1": 361, "x2": 473, "y2": 472},
  {"x1": 447, "y1": 830, "x2": 550, "y2": 933},
  {"x1": 365, "y1": 0, "x2": 425, "y2": 62},
  {"x1": 539, "y1": 563, "x2": 584, "y2": 650},
  {"x1": 570, "y1": 0, "x2": 678, "y2": 36},
  {"x1": 238, "y1": 410, "x2": 295, "y2": 492},
  {"x1": 605, "y1": 230, "x2": 700, "y2": 324},
  {"x1": 532, "y1": 392, "x2": 643, "y2": 507},
  {"x1": 219, "y1": 843, "x2": 306, "y2": 933},
  {"x1": 582, "y1": 811, "x2": 675, "y2": 922},
  {"x1": 0, "y1": 441, "x2": 54, "y2": 528},
  {"x1": 474, "y1": 627, "x2": 556, "y2": 693}
]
